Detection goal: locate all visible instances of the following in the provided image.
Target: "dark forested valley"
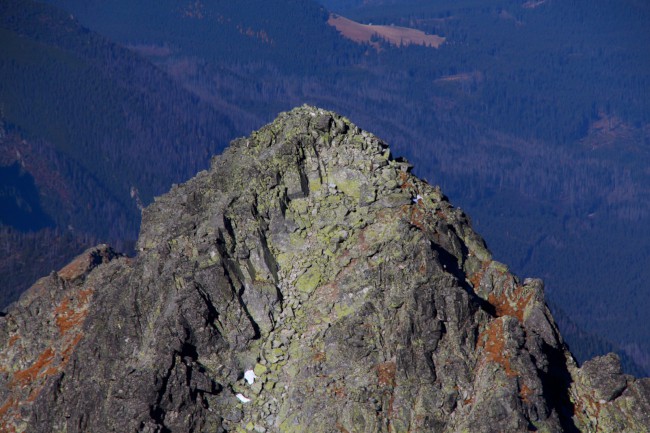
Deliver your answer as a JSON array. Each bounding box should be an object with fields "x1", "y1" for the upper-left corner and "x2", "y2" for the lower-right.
[{"x1": 2, "y1": 0, "x2": 649, "y2": 374}]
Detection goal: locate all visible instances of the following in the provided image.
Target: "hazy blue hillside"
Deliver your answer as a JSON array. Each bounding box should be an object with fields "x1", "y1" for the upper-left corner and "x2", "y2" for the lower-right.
[
  {"x1": 20, "y1": 0, "x2": 650, "y2": 374},
  {"x1": 1, "y1": 0, "x2": 237, "y2": 208},
  {"x1": 0, "y1": 0, "x2": 237, "y2": 306}
]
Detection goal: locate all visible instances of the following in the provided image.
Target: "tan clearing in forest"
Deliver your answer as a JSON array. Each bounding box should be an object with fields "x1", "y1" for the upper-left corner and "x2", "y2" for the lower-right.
[
  {"x1": 327, "y1": 14, "x2": 445, "y2": 49},
  {"x1": 434, "y1": 72, "x2": 482, "y2": 83},
  {"x1": 522, "y1": 0, "x2": 548, "y2": 9}
]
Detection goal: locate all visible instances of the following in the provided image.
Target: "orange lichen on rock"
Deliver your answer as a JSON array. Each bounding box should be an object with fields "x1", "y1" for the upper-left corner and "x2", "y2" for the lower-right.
[
  {"x1": 519, "y1": 381, "x2": 533, "y2": 403},
  {"x1": 377, "y1": 361, "x2": 397, "y2": 387},
  {"x1": 336, "y1": 422, "x2": 351, "y2": 433},
  {"x1": 1, "y1": 282, "x2": 94, "y2": 429},
  {"x1": 7, "y1": 334, "x2": 19, "y2": 348},
  {"x1": 434, "y1": 209, "x2": 447, "y2": 220},
  {"x1": 77, "y1": 288, "x2": 93, "y2": 304},
  {"x1": 477, "y1": 318, "x2": 516, "y2": 377},
  {"x1": 314, "y1": 281, "x2": 341, "y2": 305},
  {"x1": 3, "y1": 305, "x2": 89, "y2": 429},
  {"x1": 26, "y1": 386, "x2": 44, "y2": 403},
  {"x1": 572, "y1": 388, "x2": 603, "y2": 422},
  {"x1": 54, "y1": 288, "x2": 93, "y2": 335},
  {"x1": 468, "y1": 260, "x2": 491, "y2": 289},
  {"x1": 56, "y1": 301, "x2": 89, "y2": 336},
  {"x1": 55, "y1": 299, "x2": 81, "y2": 334},
  {"x1": 329, "y1": 383, "x2": 347, "y2": 399},
  {"x1": 398, "y1": 171, "x2": 415, "y2": 190},
  {"x1": 312, "y1": 351, "x2": 326, "y2": 363},
  {"x1": 0, "y1": 397, "x2": 15, "y2": 419},
  {"x1": 408, "y1": 203, "x2": 428, "y2": 231},
  {"x1": 0, "y1": 396, "x2": 19, "y2": 433},
  {"x1": 12, "y1": 347, "x2": 55, "y2": 385},
  {"x1": 488, "y1": 284, "x2": 533, "y2": 323},
  {"x1": 60, "y1": 325, "x2": 86, "y2": 367},
  {"x1": 398, "y1": 201, "x2": 431, "y2": 234}
]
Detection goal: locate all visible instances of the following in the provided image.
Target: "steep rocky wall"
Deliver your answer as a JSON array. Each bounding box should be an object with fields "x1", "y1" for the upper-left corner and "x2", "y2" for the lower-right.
[{"x1": 1, "y1": 106, "x2": 648, "y2": 432}]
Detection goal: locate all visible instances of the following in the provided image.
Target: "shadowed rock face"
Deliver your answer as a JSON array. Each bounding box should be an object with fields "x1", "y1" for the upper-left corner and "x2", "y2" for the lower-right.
[{"x1": 0, "y1": 106, "x2": 648, "y2": 433}]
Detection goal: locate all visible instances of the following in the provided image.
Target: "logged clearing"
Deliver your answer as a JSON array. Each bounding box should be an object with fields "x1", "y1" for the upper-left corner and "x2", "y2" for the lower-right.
[
  {"x1": 328, "y1": 14, "x2": 445, "y2": 49},
  {"x1": 434, "y1": 72, "x2": 483, "y2": 83},
  {"x1": 522, "y1": 0, "x2": 548, "y2": 9}
]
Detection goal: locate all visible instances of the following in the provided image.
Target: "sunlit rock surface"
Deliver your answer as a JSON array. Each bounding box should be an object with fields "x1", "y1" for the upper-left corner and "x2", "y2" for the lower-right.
[{"x1": 1, "y1": 106, "x2": 648, "y2": 432}]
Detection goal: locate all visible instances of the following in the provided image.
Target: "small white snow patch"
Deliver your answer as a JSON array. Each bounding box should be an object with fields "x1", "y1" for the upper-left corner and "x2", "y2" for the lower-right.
[
  {"x1": 412, "y1": 194, "x2": 423, "y2": 203},
  {"x1": 244, "y1": 369, "x2": 257, "y2": 385},
  {"x1": 210, "y1": 251, "x2": 217, "y2": 259},
  {"x1": 310, "y1": 112, "x2": 316, "y2": 117},
  {"x1": 236, "y1": 393, "x2": 251, "y2": 403},
  {"x1": 328, "y1": 183, "x2": 337, "y2": 188}
]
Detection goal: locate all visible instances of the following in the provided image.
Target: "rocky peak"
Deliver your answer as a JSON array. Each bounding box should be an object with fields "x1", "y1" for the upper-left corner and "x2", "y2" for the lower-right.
[{"x1": 1, "y1": 106, "x2": 648, "y2": 432}]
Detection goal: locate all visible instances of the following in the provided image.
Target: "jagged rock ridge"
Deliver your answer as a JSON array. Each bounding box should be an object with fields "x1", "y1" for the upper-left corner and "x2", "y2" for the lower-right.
[{"x1": 1, "y1": 106, "x2": 648, "y2": 432}]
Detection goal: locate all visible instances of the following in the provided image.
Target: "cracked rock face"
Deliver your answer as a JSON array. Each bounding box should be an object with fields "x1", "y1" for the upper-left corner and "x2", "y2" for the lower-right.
[{"x1": 1, "y1": 106, "x2": 649, "y2": 432}]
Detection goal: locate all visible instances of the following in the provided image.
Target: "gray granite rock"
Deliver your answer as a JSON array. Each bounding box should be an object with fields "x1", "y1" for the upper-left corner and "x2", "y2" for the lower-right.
[{"x1": 1, "y1": 106, "x2": 648, "y2": 432}]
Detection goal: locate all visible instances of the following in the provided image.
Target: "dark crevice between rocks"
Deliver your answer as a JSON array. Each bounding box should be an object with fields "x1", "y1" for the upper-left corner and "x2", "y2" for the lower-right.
[
  {"x1": 149, "y1": 355, "x2": 177, "y2": 433},
  {"x1": 133, "y1": 286, "x2": 145, "y2": 337},
  {"x1": 526, "y1": 420, "x2": 539, "y2": 431},
  {"x1": 180, "y1": 343, "x2": 200, "y2": 402},
  {"x1": 76, "y1": 413, "x2": 88, "y2": 432},
  {"x1": 147, "y1": 408, "x2": 172, "y2": 433},
  {"x1": 298, "y1": 165, "x2": 310, "y2": 198},
  {"x1": 235, "y1": 285, "x2": 261, "y2": 340},
  {"x1": 252, "y1": 206, "x2": 280, "y2": 287},
  {"x1": 194, "y1": 284, "x2": 220, "y2": 332},
  {"x1": 180, "y1": 341, "x2": 199, "y2": 361},
  {"x1": 148, "y1": 341, "x2": 206, "y2": 432},
  {"x1": 220, "y1": 258, "x2": 261, "y2": 341},
  {"x1": 425, "y1": 350, "x2": 438, "y2": 382},
  {"x1": 278, "y1": 191, "x2": 289, "y2": 218},
  {"x1": 308, "y1": 139, "x2": 326, "y2": 185},
  {"x1": 222, "y1": 215, "x2": 237, "y2": 255},
  {"x1": 538, "y1": 341, "x2": 580, "y2": 433},
  {"x1": 186, "y1": 372, "x2": 198, "y2": 404},
  {"x1": 430, "y1": 242, "x2": 496, "y2": 318},
  {"x1": 609, "y1": 381, "x2": 628, "y2": 401},
  {"x1": 394, "y1": 156, "x2": 412, "y2": 168},
  {"x1": 285, "y1": 146, "x2": 311, "y2": 200}
]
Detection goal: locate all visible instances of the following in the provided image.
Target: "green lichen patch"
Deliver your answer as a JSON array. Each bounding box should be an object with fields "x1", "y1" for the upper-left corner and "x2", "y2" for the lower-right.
[{"x1": 295, "y1": 267, "x2": 322, "y2": 294}]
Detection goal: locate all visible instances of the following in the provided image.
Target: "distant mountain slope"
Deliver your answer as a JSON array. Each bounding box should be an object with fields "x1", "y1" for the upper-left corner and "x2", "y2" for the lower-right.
[
  {"x1": 0, "y1": 226, "x2": 92, "y2": 305},
  {"x1": 0, "y1": 0, "x2": 237, "y2": 307},
  {"x1": 550, "y1": 302, "x2": 647, "y2": 377},
  {"x1": 41, "y1": 0, "x2": 351, "y2": 72},
  {"x1": 0, "y1": 162, "x2": 53, "y2": 231},
  {"x1": 1, "y1": 0, "x2": 236, "y2": 208}
]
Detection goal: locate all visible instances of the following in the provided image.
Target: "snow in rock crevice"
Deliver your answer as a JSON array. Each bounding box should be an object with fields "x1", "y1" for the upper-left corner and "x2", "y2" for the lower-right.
[
  {"x1": 244, "y1": 369, "x2": 257, "y2": 385},
  {"x1": 236, "y1": 393, "x2": 251, "y2": 403}
]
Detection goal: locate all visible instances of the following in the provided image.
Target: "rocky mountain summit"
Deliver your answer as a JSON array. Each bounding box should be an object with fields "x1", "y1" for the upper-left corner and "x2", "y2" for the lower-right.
[{"x1": 1, "y1": 106, "x2": 649, "y2": 432}]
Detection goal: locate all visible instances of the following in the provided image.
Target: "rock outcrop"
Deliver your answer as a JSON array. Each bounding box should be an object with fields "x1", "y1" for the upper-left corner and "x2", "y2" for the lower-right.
[{"x1": 1, "y1": 106, "x2": 648, "y2": 432}]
